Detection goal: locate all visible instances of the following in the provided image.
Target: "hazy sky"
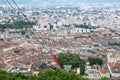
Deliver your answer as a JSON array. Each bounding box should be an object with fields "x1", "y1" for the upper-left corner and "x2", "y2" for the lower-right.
[
  {"x1": 0, "y1": 0, "x2": 120, "y2": 5},
  {"x1": 15, "y1": 0, "x2": 120, "y2": 4}
]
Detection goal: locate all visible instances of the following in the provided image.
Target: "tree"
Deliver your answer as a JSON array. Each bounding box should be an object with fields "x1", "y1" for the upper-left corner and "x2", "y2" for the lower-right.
[
  {"x1": 100, "y1": 77, "x2": 116, "y2": 80},
  {"x1": 100, "y1": 77, "x2": 110, "y2": 80},
  {"x1": 0, "y1": 21, "x2": 36, "y2": 30},
  {"x1": 38, "y1": 69, "x2": 88, "y2": 80},
  {"x1": 0, "y1": 69, "x2": 116, "y2": 80},
  {"x1": 108, "y1": 42, "x2": 120, "y2": 46},
  {"x1": 58, "y1": 53, "x2": 86, "y2": 75},
  {"x1": 0, "y1": 38, "x2": 4, "y2": 41},
  {"x1": 89, "y1": 57, "x2": 103, "y2": 66},
  {"x1": 25, "y1": 35, "x2": 30, "y2": 39}
]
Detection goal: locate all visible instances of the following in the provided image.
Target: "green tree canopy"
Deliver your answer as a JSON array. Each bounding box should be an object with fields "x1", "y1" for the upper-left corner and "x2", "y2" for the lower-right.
[
  {"x1": 58, "y1": 53, "x2": 86, "y2": 75},
  {"x1": 89, "y1": 57, "x2": 103, "y2": 66},
  {"x1": 0, "y1": 69, "x2": 116, "y2": 80},
  {"x1": 0, "y1": 21, "x2": 35, "y2": 32},
  {"x1": 0, "y1": 69, "x2": 88, "y2": 80}
]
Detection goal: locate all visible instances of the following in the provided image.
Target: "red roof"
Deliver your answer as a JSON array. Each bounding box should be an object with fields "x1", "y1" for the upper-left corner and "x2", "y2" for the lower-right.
[
  {"x1": 108, "y1": 62, "x2": 120, "y2": 70},
  {"x1": 99, "y1": 68, "x2": 109, "y2": 74}
]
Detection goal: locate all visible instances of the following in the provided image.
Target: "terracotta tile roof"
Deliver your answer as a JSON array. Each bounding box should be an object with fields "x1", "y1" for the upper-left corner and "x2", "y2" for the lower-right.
[
  {"x1": 99, "y1": 68, "x2": 109, "y2": 74},
  {"x1": 108, "y1": 62, "x2": 120, "y2": 70}
]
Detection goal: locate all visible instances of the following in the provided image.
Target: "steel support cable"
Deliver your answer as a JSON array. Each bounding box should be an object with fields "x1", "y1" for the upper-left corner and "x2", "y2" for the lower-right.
[
  {"x1": 1, "y1": 0, "x2": 20, "y2": 20},
  {"x1": 11, "y1": 0, "x2": 28, "y2": 21},
  {"x1": 5, "y1": 0, "x2": 16, "y2": 13},
  {"x1": 11, "y1": 0, "x2": 33, "y2": 28},
  {"x1": 0, "y1": 6, "x2": 15, "y2": 21}
]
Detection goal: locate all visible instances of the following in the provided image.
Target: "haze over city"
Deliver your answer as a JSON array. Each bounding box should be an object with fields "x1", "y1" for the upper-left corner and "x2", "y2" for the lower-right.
[{"x1": 0, "y1": 0, "x2": 120, "y2": 4}]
